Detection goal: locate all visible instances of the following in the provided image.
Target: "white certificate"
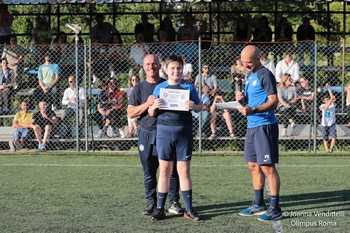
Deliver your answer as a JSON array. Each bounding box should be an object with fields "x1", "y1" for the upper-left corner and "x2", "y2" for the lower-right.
[
  {"x1": 159, "y1": 88, "x2": 190, "y2": 111},
  {"x1": 215, "y1": 101, "x2": 242, "y2": 110}
]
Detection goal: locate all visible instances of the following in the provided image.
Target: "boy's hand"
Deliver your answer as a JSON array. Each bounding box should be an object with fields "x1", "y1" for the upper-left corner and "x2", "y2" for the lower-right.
[{"x1": 152, "y1": 98, "x2": 164, "y2": 109}]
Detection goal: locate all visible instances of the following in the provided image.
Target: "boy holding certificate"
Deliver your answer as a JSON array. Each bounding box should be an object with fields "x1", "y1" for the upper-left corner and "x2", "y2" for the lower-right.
[{"x1": 148, "y1": 55, "x2": 202, "y2": 221}]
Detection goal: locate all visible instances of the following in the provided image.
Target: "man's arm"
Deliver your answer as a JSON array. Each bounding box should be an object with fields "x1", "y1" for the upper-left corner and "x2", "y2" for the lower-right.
[
  {"x1": 48, "y1": 73, "x2": 60, "y2": 89},
  {"x1": 238, "y1": 94, "x2": 278, "y2": 117},
  {"x1": 208, "y1": 83, "x2": 219, "y2": 96},
  {"x1": 13, "y1": 119, "x2": 34, "y2": 129},
  {"x1": 127, "y1": 95, "x2": 155, "y2": 119}
]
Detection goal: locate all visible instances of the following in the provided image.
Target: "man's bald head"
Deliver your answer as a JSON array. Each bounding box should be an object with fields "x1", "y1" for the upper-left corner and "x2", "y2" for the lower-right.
[
  {"x1": 240, "y1": 45, "x2": 261, "y2": 72},
  {"x1": 143, "y1": 54, "x2": 159, "y2": 67},
  {"x1": 143, "y1": 54, "x2": 161, "y2": 81}
]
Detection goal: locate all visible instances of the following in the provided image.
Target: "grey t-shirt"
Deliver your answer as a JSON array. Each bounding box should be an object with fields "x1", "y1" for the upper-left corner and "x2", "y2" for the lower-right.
[{"x1": 195, "y1": 73, "x2": 218, "y2": 90}]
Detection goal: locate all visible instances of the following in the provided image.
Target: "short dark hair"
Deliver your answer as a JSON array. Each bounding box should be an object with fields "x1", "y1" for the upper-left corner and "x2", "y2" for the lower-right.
[{"x1": 166, "y1": 54, "x2": 183, "y2": 67}]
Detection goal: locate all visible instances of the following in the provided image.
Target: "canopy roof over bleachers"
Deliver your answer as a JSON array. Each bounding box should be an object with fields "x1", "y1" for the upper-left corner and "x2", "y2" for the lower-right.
[{"x1": 0, "y1": 0, "x2": 347, "y2": 4}]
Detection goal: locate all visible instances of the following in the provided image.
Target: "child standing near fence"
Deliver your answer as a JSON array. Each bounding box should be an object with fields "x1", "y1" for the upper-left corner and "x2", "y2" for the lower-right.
[{"x1": 319, "y1": 83, "x2": 337, "y2": 153}]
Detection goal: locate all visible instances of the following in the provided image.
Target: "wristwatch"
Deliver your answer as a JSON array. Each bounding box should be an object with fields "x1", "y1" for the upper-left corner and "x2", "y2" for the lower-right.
[{"x1": 250, "y1": 107, "x2": 257, "y2": 114}]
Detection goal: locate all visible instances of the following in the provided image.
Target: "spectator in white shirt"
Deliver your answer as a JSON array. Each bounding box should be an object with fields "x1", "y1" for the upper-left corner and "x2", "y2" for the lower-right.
[
  {"x1": 182, "y1": 54, "x2": 193, "y2": 84},
  {"x1": 260, "y1": 51, "x2": 276, "y2": 76},
  {"x1": 61, "y1": 75, "x2": 86, "y2": 138},
  {"x1": 275, "y1": 50, "x2": 300, "y2": 83},
  {"x1": 129, "y1": 32, "x2": 149, "y2": 81}
]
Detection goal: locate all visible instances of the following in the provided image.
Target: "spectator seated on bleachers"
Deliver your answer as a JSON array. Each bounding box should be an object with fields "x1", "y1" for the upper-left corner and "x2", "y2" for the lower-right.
[
  {"x1": 95, "y1": 80, "x2": 112, "y2": 138},
  {"x1": 158, "y1": 16, "x2": 176, "y2": 42},
  {"x1": 89, "y1": 37, "x2": 109, "y2": 83},
  {"x1": 181, "y1": 54, "x2": 193, "y2": 84},
  {"x1": 0, "y1": 58, "x2": 13, "y2": 113},
  {"x1": 107, "y1": 78, "x2": 126, "y2": 138},
  {"x1": 9, "y1": 101, "x2": 38, "y2": 152},
  {"x1": 61, "y1": 75, "x2": 86, "y2": 138},
  {"x1": 134, "y1": 13, "x2": 154, "y2": 43},
  {"x1": 32, "y1": 101, "x2": 58, "y2": 152},
  {"x1": 129, "y1": 32, "x2": 149, "y2": 81},
  {"x1": 175, "y1": 32, "x2": 198, "y2": 63},
  {"x1": 277, "y1": 73, "x2": 299, "y2": 137},
  {"x1": 50, "y1": 31, "x2": 75, "y2": 78},
  {"x1": 297, "y1": 76, "x2": 314, "y2": 116},
  {"x1": 194, "y1": 63, "x2": 218, "y2": 97},
  {"x1": 208, "y1": 95, "x2": 235, "y2": 140},
  {"x1": 230, "y1": 56, "x2": 246, "y2": 93},
  {"x1": 90, "y1": 13, "x2": 119, "y2": 44},
  {"x1": 125, "y1": 75, "x2": 139, "y2": 138},
  {"x1": 1, "y1": 35, "x2": 27, "y2": 88},
  {"x1": 107, "y1": 33, "x2": 129, "y2": 78}
]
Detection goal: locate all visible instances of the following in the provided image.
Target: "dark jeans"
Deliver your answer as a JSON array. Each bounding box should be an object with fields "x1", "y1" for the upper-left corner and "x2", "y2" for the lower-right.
[{"x1": 280, "y1": 106, "x2": 296, "y2": 128}]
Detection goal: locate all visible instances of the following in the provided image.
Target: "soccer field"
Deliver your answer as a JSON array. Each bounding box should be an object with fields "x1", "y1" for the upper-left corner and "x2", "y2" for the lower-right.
[{"x1": 0, "y1": 153, "x2": 349, "y2": 233}]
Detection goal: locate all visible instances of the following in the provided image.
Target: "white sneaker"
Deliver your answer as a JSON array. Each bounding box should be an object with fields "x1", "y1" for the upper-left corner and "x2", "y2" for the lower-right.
[
  {"x1": 119, "y1": 129, "x2": 126, "y2": 139},
  {"x1": 51, "y1": 104, "x2": 57, "y2": 111},
  {"x1": 96, "y1": 130, "x2": 104, "y2": 138},
  {"x1": 93, "y1": 75, "x2": 98, "y2": 84},
  {"x1": 289, "y1": 119, "x2": 296, "y2": 129},
  {"x1": 9, "y1": 140, "x2": 16, "y2": 152},
  {"x1": 281, "y1": 129, "x2": 288, "y2": 137},
  {"x1": 110, "y1": 71, "x2": 116, "y2": 78}
]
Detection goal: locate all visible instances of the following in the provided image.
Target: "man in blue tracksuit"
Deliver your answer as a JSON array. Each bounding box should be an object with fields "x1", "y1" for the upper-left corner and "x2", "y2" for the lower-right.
[{"x1": 236, "y1": 45, "x2": 282, "y2": 222}]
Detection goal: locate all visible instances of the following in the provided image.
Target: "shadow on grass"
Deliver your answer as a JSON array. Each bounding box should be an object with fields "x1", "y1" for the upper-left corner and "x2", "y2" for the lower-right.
[{"x1": 197, "y1": 189, "x2": 349, "y2": 220}]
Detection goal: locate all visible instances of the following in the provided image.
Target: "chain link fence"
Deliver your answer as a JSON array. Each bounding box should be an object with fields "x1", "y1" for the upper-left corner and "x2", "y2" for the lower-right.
[{"x1": 0, "y1": 40, "x2": 349, "y2": 153}]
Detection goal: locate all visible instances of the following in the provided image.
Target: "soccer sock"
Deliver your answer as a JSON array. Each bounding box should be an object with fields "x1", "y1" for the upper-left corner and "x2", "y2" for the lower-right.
[
  {"x1": 182, "y1": 190, "x2": 192, "y2": 210},
  {"x1": 254, "y1": 189, "x2": 264, "y2": 206},
  {"x1": 270, "y1": 195, "x2": 280, "y2": 208},
  {"x1": 103, "y1": 125, "x2": 108, "y2": 135},
  {"x1": 157, "y1": 192, "x2": 168, "y2": 210}
]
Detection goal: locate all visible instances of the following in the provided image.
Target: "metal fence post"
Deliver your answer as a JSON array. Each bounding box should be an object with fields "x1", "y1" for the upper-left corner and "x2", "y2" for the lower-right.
[
  {"x1": 84, "y1": 44, "x2": 88, "y2": 152},
  {"x1": 341, "y1": 38, "x2": 346, "y2": 114},
  {"x1": 198, "y1": 37, "x2": 202, "y2": 153},
  {"x1": 313, "y1": 40, "x2": 318, "y2": 153}
]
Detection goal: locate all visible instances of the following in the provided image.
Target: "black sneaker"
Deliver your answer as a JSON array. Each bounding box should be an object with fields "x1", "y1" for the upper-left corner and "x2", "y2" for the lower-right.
[
  {"x1": 151, "y1": 208, "x2": 166, "y2": 221},
  {"x1": 184, "y1": 208, "x2": 201, "y2": 221},
  {"x1": 167, "y1": 202, "x2": 184, "y2": 215},
  {"x1": 143, "y1": 203, "x2": 156, "y2": 215}
]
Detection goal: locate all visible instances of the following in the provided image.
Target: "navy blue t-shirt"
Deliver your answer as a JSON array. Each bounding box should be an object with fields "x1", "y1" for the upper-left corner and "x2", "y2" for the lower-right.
[
  {"x1": 128, "y1": 79, "x2": 166, "y2": 131},
  {"x1": 152, "y1": 81, "x2": 200, "y2": 126},
  {"x1": 245, "y1": 66, "x2": 277, "y2": 128}
]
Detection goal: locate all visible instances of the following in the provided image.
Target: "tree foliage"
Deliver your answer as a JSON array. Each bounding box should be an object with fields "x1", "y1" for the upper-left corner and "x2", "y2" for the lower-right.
[{"x1": 6, "y1": 1, "x2": 350, "y2": 45}]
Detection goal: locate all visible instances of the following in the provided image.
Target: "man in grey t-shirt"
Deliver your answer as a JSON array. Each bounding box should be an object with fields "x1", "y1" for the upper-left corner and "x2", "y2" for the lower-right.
[{"x1": 194, "y1": 64, "x2": 218, "y2": 97}]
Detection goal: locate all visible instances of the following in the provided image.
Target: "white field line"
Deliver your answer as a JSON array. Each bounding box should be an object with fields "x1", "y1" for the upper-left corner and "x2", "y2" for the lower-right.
[{"x1": 0, "y1": 164, "x2": 349, "y2": 168}]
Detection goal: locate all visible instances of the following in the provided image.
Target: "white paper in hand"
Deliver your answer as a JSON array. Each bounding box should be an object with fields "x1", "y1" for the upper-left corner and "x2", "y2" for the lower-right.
[{"x1": 215, "y1": 101, "x2": 242, "y2": 110}]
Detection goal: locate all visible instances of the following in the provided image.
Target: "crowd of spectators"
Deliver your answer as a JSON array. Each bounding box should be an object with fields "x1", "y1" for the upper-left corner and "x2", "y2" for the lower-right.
[{"x1": 1, "y1": 10, "x2": 349, "y2": 153}]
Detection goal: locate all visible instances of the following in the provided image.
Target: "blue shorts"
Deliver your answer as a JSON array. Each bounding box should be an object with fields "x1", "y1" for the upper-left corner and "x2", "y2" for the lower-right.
[
  {"x1": 156, "y1": 124, "x2": 193, "y2": 161},
  {"x1": 244, "y1": 123, "x2": 279, "y2": 165},
  {"x1": 13, "y1": 128, "x2": 31, "y2": 141},
  {"x1": 321, "y1": 124, "x2": 337, "y2": 140}
]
